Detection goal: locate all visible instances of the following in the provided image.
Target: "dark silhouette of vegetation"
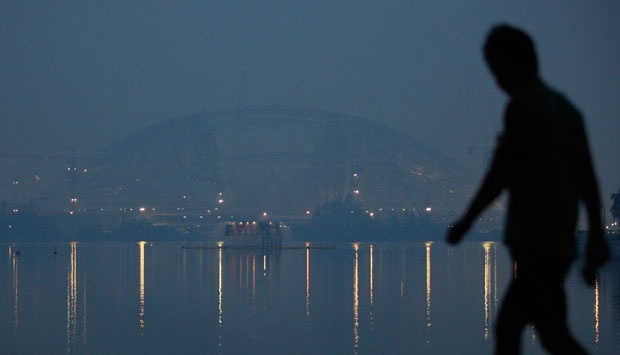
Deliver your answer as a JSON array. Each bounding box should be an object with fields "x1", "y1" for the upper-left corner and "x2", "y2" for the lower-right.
[
  {"x1": 0, "y1": 201, "x2": 180, "y2": 241},
  {"x1": 293, "y1": 194, "x2": 441, "y2": 242},
  {"x1": 2, "y1": 194, "x2": 447, "y2": 243},
  {"x1": 0, "y1": 201, "x2": 105, "y2": 241},
  {"x1": 1, "y1": 201, "x2": 60, "y2": 241},
  {"x1": 105, "y1": 219, "x2": 180, "y2": 240}
]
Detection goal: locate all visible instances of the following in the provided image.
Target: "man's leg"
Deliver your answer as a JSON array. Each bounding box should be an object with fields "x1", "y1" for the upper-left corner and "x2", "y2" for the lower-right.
[
  {"x1": 534, "y1": 260, "x2": 588, "y2": 355},
  {"x1": 495, "y1": 278, "x2": 530, "y2": 354}
]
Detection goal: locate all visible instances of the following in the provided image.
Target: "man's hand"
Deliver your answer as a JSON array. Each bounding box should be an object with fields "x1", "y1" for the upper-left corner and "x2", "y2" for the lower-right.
[
  {"x1": 582, "y1": 237, "x2": 610, "y2": 287},
  {"x1": 446, "y1": 219, "x2": 471, "y2": 245}
]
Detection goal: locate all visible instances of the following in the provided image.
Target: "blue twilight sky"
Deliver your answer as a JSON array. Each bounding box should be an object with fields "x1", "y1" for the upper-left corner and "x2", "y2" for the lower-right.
[{"x1": 1, "y1": 1, "x2": 619, "y2": 208}]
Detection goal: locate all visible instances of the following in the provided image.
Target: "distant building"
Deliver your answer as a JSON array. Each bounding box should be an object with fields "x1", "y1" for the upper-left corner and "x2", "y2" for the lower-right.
[{"x1": 33, "y1": 106, "x2": 477, "y2": 230}]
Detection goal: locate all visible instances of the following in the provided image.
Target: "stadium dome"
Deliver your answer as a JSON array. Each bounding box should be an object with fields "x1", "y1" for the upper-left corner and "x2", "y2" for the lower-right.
[{"x1": 35, "y1": 106, "x2": 474, "y2": 225}]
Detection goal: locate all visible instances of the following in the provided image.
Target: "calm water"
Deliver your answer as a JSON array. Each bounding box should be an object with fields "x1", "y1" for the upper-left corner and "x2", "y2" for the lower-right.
[{"x1": 1, "y1": 239, "x2": 619, "y2": 354}]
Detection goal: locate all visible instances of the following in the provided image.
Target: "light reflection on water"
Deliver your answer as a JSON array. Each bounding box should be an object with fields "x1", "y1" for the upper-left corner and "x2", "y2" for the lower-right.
[
  {"x1": 1, "y1": 240, "x2": 619, "y2": 354},
  {"x1": 139, "y1": 241, "x2": 145, "y2": 334},
  {"x1": 66, "y1": 241, "x2": 77, "y2": 352}
]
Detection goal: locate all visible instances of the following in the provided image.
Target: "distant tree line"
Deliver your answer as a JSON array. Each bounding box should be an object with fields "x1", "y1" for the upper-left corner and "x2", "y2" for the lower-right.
[
  {"x1": 293, "y1": 195, "x2": 442, "y2": 242},
  {"x1": 0, "y1": 201, "x2": 181, "y2": 241},
  {"x1": 0, "y1": 201, "x2": 105, "y2": 241}
]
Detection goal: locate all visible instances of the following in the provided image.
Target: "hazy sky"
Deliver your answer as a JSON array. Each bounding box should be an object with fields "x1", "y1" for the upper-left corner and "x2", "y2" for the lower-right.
[{"x1": 1, "y1": 1, "x2": 619, "y2": 208}]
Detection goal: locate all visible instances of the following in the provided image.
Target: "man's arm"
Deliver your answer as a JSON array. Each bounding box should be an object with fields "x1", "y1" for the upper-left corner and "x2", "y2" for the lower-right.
[{"x1": 447, "y1": 135, "x2": 507, "y2": 244}]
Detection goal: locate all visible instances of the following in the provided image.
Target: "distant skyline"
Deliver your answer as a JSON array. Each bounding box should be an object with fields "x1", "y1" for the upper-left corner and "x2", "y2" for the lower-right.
[{"x1": 1, "y1": 2, "x2": 619, "y2": 211}]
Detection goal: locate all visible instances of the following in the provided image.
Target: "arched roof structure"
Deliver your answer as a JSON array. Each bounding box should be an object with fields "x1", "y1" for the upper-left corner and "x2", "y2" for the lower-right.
[{"x1": 36, "y1": 106, "x2": 474, "y2": 222}]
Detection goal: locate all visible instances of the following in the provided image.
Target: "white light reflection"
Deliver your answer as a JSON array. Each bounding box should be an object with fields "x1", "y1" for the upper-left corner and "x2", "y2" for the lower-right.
[
  {"x1": 369, "y1": 244, "x2": 374, "y2": 306},
  {"x1": 11, "y1": 246, "x2": 19, "y2": 337},
  {"x1": 425, "y1": 242, "x2": 432, "y2": 331},
  {"x1": 594, "y1": 278, "x2": 600, "y2": 344},
  {"x1": 353, "y1": 243, "x2": 360, "y2": 353},
  {"x1": 218, "y1": 244, "x2": 223, "y2": 326},
  {"x1": 66, "y1": 242, "x2": 78, "y2": 353},
  {"x1": 306, "y1": 242, "x2": 311, "y2": 317},
  {"x1": 482, "y1": 242, "x2": 497, "y2": 340},
  {"x1": 217, "y1": 243, "x2": 224, "y2": 354},
  {"x1": 138, "y1": 241, "x2": 146, "y2": 334}
]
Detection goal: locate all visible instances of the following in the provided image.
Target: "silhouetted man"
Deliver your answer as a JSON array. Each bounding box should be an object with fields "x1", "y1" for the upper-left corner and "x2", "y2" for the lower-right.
[{"x1": 446, "y1": 24, "x2": 610, "y2": 354}]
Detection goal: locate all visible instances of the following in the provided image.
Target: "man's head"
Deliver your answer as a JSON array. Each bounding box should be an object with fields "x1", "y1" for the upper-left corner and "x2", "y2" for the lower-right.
[{"x1": 483, "y1": 24, "x2": 539, "y2": 95}]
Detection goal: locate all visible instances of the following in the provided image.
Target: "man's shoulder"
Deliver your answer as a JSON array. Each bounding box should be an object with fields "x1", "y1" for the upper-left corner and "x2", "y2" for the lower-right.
[
  {"x1": 507, "y1": 82, "x2": 582, "y2": 119},
  {"x1": 538, "y1": 82, "x2": 582, "y2": 113}
]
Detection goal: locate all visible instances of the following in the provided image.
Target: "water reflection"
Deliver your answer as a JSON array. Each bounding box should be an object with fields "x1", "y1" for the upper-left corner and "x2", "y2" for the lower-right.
[
  {"x1": 369, "y1": 244, "x2": 374, "y2": 306},
  {"x1": 352, "y1": 243, "x2": 360, "y2": 353},
  {"x1": 369, "y1": 243, "x2": 374, "y2": 332},
  {"x1": 425, "y1": 241, "x2": 432, "y2": 331},
  {"x1": 252, "y1": 253, "x2": 257, "y2": 314},
  {"x1": 483, "y1": 241, "x2": 497, "y2": 340},
  {"x1": 0, "y1": 241, "x2": 617, "y2": 354},
  {"x1": 594, "y1": 278, "x2": 599, "y2": 345},
  {"x1": 138, "y1": 241, "x2": 146, "y2": 334},
  {"x1": 66, "y1": 242, "x2": 77, "y2": 352},
  {"x1": 218, "y1": 244, "x2": 223, "y2": 326},
  {"x1": 10, "y1": 245, "x2": 19, "y2": 337},
  {"x1": 424, "y1": 242, "x2": 433, "y2": 349},
  {"x1": 306, "y1": 243, "x2": 310, "y2": 317}
]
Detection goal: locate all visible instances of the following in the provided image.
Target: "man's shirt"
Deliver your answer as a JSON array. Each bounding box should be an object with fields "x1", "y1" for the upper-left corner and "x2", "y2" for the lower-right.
[{"x1": 490, "y1": 81, "x2": 595, "y2": 258}]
